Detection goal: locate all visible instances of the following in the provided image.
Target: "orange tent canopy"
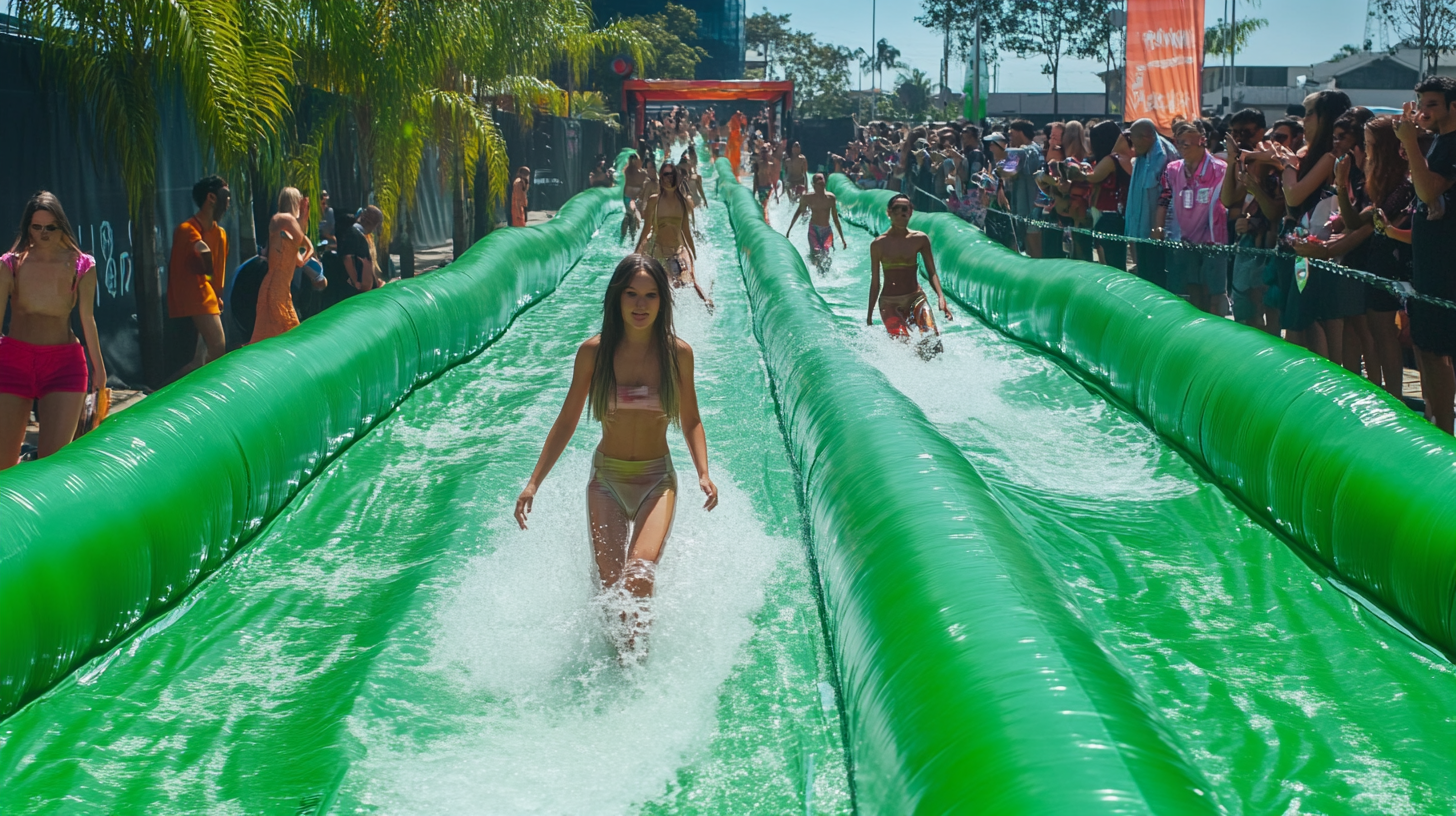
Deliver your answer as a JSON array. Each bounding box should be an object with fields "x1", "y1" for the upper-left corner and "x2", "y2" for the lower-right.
[{"x1": 623, "y1": 80, "x2": 794, "y2": 140}]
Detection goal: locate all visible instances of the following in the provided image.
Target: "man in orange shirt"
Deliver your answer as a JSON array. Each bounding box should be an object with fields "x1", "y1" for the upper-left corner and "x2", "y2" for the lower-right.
[{"x1": 167, "y1": 175, "x2": 230, "y2": 381}]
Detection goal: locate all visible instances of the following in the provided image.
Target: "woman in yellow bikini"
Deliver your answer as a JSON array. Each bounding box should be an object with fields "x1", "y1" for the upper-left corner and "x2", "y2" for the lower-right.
[
  {"x1": 637, "y1": 161, "x2": 712, "y2": 308},
  {"x1": 868, "y1": 194, "x2": 954, "y2": 357},
  {"x1": 515, "y1": 253, "x2": 718, "y2": 660}
]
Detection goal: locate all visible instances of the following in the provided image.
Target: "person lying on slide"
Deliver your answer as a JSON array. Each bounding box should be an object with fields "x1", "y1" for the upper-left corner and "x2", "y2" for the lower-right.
[
  {"x1": 868, "y1": 194, "x2": 953, "y2": 358},
  {"x1": 515, "y1": 254, "x2": 718, "y2": 661},
  {"x1": 785, "y1": 173, "x2": 847, "y2": 268}
]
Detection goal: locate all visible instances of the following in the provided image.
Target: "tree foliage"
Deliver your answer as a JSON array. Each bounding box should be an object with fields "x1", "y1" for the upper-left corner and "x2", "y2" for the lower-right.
[
  {"x1": 895, "y1": 68, "x2": 934, "y2": 119},
  {"x1": 613, "y1": 3, "x2": 709, "y2": 80},
  {"x1": 746, "y1": 8, "x2": 793, "y2": 79},
  {"x1": 1204, "y1": 17, "x2": 1270, "y2": 56},
  {"x1": 915, "y1": 0, "x2": 1006, "y2": 62},
  {"x1": 781, "y1": 32, "x2": 854, "y2": 117},
  {"x1": 1374, "y1": 0, "x2": 1456, "y2": 74},
  {"x1": 999, "y1": 0, "x2": 1109, "y2": 113},
  {"x1": 19, "y1": 0, "x2": 645, "y2": 382}
]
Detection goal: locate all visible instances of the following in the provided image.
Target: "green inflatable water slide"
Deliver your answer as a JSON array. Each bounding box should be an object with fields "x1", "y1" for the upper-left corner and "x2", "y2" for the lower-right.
[{"x1": 1, "y1": 145, "x2": 1454, "y2": 815}]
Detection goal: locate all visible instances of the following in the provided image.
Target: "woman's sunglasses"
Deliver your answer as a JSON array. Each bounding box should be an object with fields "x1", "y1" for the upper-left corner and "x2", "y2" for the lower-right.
[
  {"x1": 1270, "y1": 133, "x2": 1290, "y2": 144},
  {"x1": 29, "y1": 223, "x2": 59, "y2": 232}
]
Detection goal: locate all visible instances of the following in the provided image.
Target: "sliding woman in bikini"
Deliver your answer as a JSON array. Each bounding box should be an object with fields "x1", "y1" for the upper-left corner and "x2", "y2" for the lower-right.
[
  {"x1": 868, "y1": 194, "x2": 954, "y2": 358},
  {"x1": 515, "y1": 254, "x2": 718, "y2": 661}
]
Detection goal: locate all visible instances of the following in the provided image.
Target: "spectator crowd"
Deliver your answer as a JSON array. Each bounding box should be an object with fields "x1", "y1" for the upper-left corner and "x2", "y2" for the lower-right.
[{"x1": 818, "y1": 77, "x2": 1456, "y2": 436}]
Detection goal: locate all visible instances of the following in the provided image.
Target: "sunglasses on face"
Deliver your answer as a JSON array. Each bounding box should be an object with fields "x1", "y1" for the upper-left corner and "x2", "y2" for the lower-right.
[
  {"x1": 1271, "y1": 133, "x2": 1289, "y2": 143},
  {"x1": 29, "y1": 223, "x2": 58, "y2": 232},
  {"x1": 889, "y1": 205, "x2": 911, "y2": 214}
]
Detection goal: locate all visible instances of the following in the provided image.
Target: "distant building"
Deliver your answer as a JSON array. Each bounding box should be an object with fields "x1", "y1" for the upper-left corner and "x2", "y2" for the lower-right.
[
  {"x1": 1200, "y1": 47, "x2": 1456, "y2": 120},
  {"x1": 594, "y1": 0, "x2": 745, "y2": 80}
]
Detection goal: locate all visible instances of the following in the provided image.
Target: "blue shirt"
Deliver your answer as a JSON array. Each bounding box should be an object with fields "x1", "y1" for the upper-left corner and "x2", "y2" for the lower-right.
[{"x1": 1126, "y1": 135, "x2": 1174, "y2": 240}]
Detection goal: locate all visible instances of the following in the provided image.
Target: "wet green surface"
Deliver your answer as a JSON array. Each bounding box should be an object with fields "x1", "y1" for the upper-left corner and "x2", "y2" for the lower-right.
[
  {"x1": 770, "y1": 195, "x2": 1456, "y2": 816},
  {"x1": 0, "y1": 189, "x2": 850, "y2": 815}
]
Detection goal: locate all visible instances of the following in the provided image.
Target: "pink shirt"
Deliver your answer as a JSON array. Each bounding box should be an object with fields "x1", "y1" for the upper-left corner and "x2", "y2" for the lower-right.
[{"x1": 1161, "y1": 153, "x2": 1228, "y2": 246}]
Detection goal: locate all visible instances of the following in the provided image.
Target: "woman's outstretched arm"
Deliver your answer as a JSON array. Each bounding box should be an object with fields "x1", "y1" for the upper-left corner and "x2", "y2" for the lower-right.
[{"x1": 516, "y1": 339, "x2": 596, "y2": 528}]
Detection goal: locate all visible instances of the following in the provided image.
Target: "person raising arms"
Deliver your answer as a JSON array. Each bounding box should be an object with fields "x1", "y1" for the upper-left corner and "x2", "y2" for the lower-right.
[
  {"x1": 0, "y1": 192, "x2": 105, "y2": 468},
  {"x1": 1397, "y1": 75, "x2": 1456, "y2": 433},
  {"x1": 785, "y1": 172, "x2": 847, "y2": 270},
  {"x1": 515, "y1": 254, "x2": 717, "y2": 659},
  {"x1": 868, "y1": 194, "x2": 953, "y2": 359},
  {"x1": 638, "y1": 161, "x2": 711, "y2": 309}
]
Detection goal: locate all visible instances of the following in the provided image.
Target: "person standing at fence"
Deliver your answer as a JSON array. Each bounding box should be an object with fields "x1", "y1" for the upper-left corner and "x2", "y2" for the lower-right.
[
  {"x1": 1152, "y1": 121, "x2": 1229, "y2": 313},
  {"x1": 1398, "y1": 76, "x2": 1456, "y2": 434},
  {"x1": 1079, "y1": 122, "x2": 1133, "y2": 270},
  {"x1": 998, "y1": 120, "x2": 1044, "y2": 257},
  {"x1": 1358, "y1": 116, "x2": 1414, "y2": 397},
  {"x1": 511, "y1": 167, "x2": 531, "y2": 228},
  {"x1": 1222, "y1": 109, "x2": 1279, "y2": 331},
  {"x1": 166, "y1": 175, "x2": 230, "y2": 381},
  {"x1": 0, "y1": 192, "x2": 105, "y2": 468},
  {"x1": 1126, "y1": 120, "x2": 1174, "y2": 290},
  {"x1": 1271, "y1": 90, "x2": 1352, "y2": 358},
  {"x1": 250, "y1": 187, "x2": 320, "y2": 345}
]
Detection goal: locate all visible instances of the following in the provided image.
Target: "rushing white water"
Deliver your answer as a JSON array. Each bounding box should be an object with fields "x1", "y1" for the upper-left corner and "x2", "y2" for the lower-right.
[{"x1": 341, "y1": 189, "x2": 849, "y2": 815}]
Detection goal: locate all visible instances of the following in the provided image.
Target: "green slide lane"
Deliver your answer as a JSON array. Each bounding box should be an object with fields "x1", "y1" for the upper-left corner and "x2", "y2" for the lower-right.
[
  {"x1": 768, "y1": 185, "x2": 1456, "y2": 814},
  {"x1": 0, "y1": 168, "x2": 850, "y2": 814}
]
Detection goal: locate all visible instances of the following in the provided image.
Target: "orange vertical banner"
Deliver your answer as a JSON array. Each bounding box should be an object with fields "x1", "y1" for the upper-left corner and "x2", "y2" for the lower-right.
[{"x1": 1124, "y1": 0, "x2": 1205, "y2": 135}]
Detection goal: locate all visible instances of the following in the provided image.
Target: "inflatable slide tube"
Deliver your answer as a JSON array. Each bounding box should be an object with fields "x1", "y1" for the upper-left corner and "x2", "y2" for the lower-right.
[
  {"x1": 0, "y1": 151, "x2": 636, "y2": 722},
  {"x1": 714, "y1": 159, "x2": 1221, "y2": 815},
  {"x1": 827, "y1": 175, "x2": 1456, "y2": 658}
]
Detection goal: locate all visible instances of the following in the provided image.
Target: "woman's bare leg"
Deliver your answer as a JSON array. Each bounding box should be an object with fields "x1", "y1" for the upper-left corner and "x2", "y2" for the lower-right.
[
  {"x1": 1368, "y1": 310, "x2": 1403, "y2": 397},
  {"x1": 35, "y1": 391, "x2": 84, "y2": 458},
  {"x1": 0, "y1": 394, "x2": 30, "y2": 469},
  {"x1": 587, "y1": 484, "x2": 631, "y2": 590},
  {"x1": 622, "y1": 487, "x2": 677, "y2": 654}
]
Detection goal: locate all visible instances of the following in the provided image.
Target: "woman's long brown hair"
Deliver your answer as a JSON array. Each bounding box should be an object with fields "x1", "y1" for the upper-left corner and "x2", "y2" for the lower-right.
[
  {"x1": 8, "y1": 191, "x2": 81, "y2": 255},
  {"x1": 590, "y1": 253, "x2": 681, "y2": 424},
  {"x1": 1363, "y1": 116, "x2": 1407, "y2": 210}
]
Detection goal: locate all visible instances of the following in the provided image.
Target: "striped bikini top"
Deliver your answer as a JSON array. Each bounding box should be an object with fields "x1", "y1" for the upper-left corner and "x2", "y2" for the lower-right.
[{"x1": 614, "y1": 384, "x2": 663, "y2": 414}]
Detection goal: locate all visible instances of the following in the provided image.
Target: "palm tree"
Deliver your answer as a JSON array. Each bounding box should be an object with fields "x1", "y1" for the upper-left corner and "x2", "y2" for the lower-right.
[
  {"x1": 21, "y1": 0, "x2": 293, "y2": 386},
  {"x1": 896, "y1": 68, "x2": 934, "y2": 120},
  {"x1": 289, "y1": 0, "x2": 644, "y2": 258}
]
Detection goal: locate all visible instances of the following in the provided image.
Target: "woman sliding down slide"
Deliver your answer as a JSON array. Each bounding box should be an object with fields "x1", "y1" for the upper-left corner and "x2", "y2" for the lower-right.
[{"x1": 515, "y1": 254, "x2": 719, "y2": 662}]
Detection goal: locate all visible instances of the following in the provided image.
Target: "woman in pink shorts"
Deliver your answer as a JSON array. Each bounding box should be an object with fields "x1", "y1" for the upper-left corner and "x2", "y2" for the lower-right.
[{"x1": 0, "y1": 191, "x2": 105, "y2": 468}]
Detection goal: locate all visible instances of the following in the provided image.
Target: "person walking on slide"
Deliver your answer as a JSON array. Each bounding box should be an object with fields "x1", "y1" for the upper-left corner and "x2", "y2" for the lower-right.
[
  {"x1": 785, "y1": 173, "x2": 847, "y2": 271},
  {"x1": 868, "y1": 194, "x2": 954, "y2": 359},
  {"x1": 515, "y1": 254, "x2": 718, "y2": 661},
  {"x1": 637, "y1": 161, "x2": 712, "y2": 310}
]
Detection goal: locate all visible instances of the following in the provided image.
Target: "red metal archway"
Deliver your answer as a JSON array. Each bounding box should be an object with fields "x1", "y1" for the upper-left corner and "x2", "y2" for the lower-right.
[{"x1": 622, "y1": 80, "x2": 794, "y2": 142}]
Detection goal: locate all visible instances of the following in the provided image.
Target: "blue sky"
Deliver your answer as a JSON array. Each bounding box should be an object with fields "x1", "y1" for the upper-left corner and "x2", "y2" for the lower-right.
[{"x1": 763, "y1": 0, "x2": 1371, "y2": 93}]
